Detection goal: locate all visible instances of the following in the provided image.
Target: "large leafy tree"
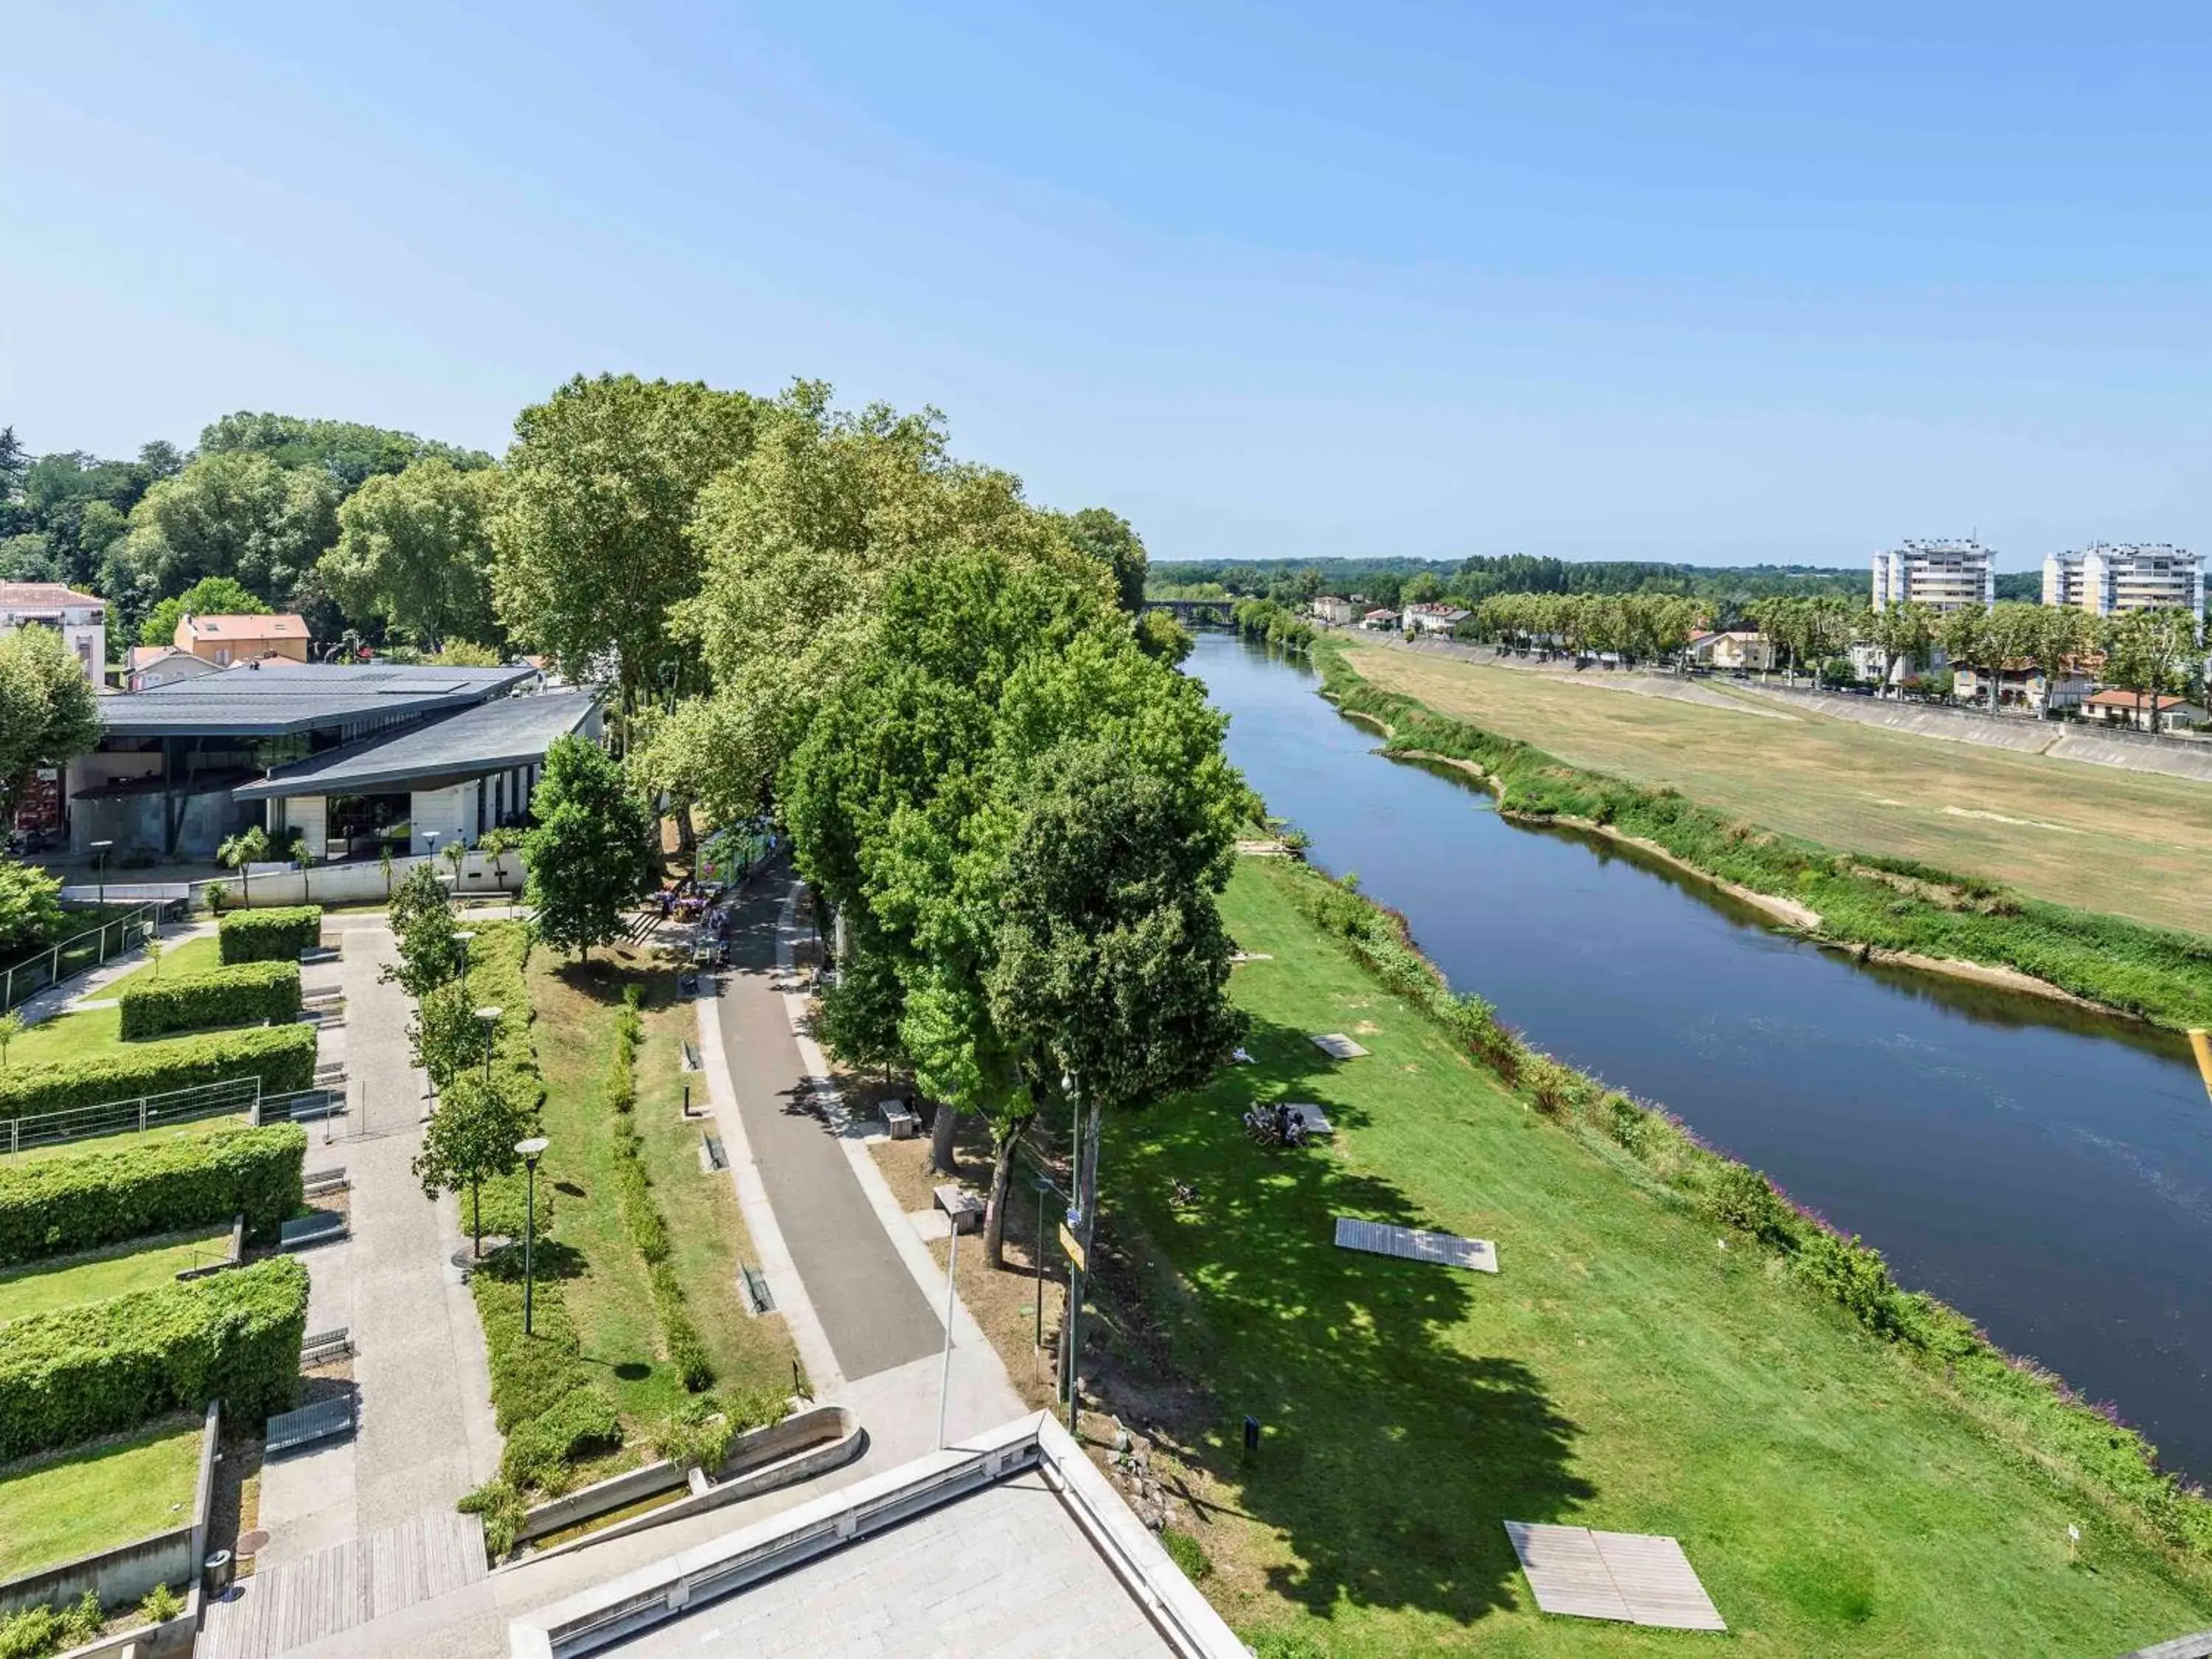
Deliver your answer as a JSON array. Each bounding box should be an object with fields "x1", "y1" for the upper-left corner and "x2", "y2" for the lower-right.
[
  {"x1": 2101, "y1": 607, "x2": 2202, "y2": 733},
  {"x1": 106, "y1": 450, "x2": 340, "y2": 616},
  {"x1": 413, "y1": 1066, "x2": 530, "y2": 1256},
  {"x1": 520, "y1": 734, "x2": 657, "y2": 960},
  {"x1": 198, "y1": 412, "x2": 490, "y2": 491},
  {"x1": 984, "y1": 740, "x2": 1245, "y2": 1261},
  {"x1": 1865, "y1": 599, "x2": 1935, "y2": 695},
  {"x1": 0, "y1": 625, "x2": 101, "y2": 824},
  {"x1": 1062, "y1": 507, "x2": 1148, "y2": 615},
  {"x1": 491, "y1": 374, "x2": 759, "y2": 710},
  {"x1": 321, "y1": 458, "x2": 501, "y2": 650},
  {"x1": 650, "y1": 383, "x2": 1078, "y2": 824}
]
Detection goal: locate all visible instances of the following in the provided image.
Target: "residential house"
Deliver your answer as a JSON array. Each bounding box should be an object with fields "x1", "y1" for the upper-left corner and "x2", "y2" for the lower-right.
[
  {"x1": 1312, "y1": 595, "x2": 1356, "y2": 626},
  {"x1": 0, "y1": 582, "x2": 107, "y2": 684},
  {"x1": 1360, "y1": 608, "x2": 1399, "y2": 630},
  {"x1": 1952, "y1": 662, "x2": 2092, "y2": 712},
  {"x1": 1683, "y1": 630, "x2": 1775, "y2": 672},
  {"x1": 125, "y1": 644, "x2": 221, "y2": 692},
  {"x1": 2082, "y1": 688, "x2": 2204, "y2": 732},
  {"x1": 1403, "y1": 602, "x2": 1471, "y2": 635},
  {"x1": 175, "y1": 611, "x2": 311, "y2": 667}
]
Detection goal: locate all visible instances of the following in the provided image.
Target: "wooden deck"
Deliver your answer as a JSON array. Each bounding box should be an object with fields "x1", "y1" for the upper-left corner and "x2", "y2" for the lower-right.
[
  {"x1": 198, "y1": 1510, "x2": 489, "y2": 1659},
  {"x1": 1335, "y1": 1215, "x2": 1498, "y2": 1273},
  {"x1": 1505, "y1": 1521, "x2": 1726, "y2": 1632}
]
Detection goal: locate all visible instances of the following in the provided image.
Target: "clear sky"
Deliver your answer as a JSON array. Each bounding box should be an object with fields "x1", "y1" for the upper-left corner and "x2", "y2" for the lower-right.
[{"x1": 3, "y1": 2, "x2": 2208, "y2": 568}]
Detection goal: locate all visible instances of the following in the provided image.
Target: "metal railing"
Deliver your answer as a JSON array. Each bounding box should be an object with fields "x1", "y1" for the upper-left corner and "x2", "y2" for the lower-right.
[
  {"x1": 1, "y1": 1075, "x2": 261, "y2": 1158},
  {"x1": 1, "y1": 902, "x2": 161, "y2": 1015}
]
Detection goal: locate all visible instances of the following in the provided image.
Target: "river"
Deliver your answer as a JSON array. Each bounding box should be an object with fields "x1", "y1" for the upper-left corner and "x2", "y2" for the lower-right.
[{"x1": 1191, "y1": 632, "x2": 2212, "y2": 1479}]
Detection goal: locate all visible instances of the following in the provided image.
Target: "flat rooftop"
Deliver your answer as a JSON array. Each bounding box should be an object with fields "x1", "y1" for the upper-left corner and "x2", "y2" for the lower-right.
[
  {"x1": 234, "y1": 688, "x2": 601, "y2": 800},
  {"x1": 608, "y1": 1472, "x2": 1177, "y2": 1659},
  {"x1": 512, "y1": 1414, "x2": 1242, "y2": 1659},
  {"x1": 97, "y1": 663, "x2": 538, "y2": 737}
]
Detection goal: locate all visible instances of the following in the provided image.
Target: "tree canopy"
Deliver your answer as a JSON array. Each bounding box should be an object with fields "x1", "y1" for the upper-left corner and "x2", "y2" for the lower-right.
[
  {"x1": 138, "y1": 575, "x2": 271, "y2": 647},
  {"x1": 0, "y1": 625, "x2": 100, "y2": 824},
  {"x1": 520, "y1": 734, "x2": 658, "y2": 959},
  {"x1": 322, "y1": 457, "x2": 501, "y2": 652}
]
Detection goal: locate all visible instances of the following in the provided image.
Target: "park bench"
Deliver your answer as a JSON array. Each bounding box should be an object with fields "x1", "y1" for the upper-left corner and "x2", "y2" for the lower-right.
[
  {"x1": 881, "y1": 1099, "x2": 919, "y2": 1140},
  {"x1": 299, "y1": 943, "x2": 340, "y2": 964},
  {"x1": 933, "y1": 1183, "x2": 984, "y2": 1234},
  {"x1": 740, "y1": 1263, "x2": 775, "y2": 1315},
  {"x1": 265, "y1": 1396, "x2": 355, "y2": 1456},
  {"x1": 303, "y1": 1166, "x2": 349, "y2": 1197},
  {"x1": 1283, "y1": 1103, "x2": 1334, "y2": 1138},
  {"x1": 279, "y1": 1211, "x2": 348, "y2": 1251},
  {"x1": 301, "y1": 1326, "x2": 353, "y2": 1366},
  {"x1": 680, "y1": 1039, "x2": 701, "y2": 1072},
  {"x1": 700, "y1": 1133, "x2": 728, "y2": 1172}
]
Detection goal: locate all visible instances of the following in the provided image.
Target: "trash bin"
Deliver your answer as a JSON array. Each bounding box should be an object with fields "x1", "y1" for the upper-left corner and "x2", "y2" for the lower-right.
[{"x1": 203, "y1": 1549, "x2": 234, "y2": 1597}]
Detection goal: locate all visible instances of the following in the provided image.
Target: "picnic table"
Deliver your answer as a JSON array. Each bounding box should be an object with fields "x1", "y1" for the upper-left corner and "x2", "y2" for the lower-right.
[{"x1": 934, "y1": 1183, "x2": 984, "y2": 1234}]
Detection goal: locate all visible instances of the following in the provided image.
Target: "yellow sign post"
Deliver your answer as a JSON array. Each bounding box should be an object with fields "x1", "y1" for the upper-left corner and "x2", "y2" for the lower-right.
[
  {"x1": 2191, "y1": 1029, "x2": 2212, "y2": 1105},
  {"x1": 1058, "y1": 1221, "x2": 1087, "y2": 1274}
]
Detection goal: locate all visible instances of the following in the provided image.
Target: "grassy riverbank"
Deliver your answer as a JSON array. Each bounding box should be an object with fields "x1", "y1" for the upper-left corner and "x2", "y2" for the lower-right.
[
  {"x1": 1336, "y1": 636, "x2": 2212, "y2": 936},
  {"x1": 1315, "y1": 639, "x2": 2212, "y2": 1030},
  {"x1": 1085, "y1": 858, "x2": 2212, "y2": 1653}
]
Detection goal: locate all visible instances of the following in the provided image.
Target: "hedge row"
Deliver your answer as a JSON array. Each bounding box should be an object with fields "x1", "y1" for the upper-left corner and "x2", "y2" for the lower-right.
[
  {"x1": 0, "y1": 1023, "x2": 318, "y2": 1120},
  {"x1": 218, "y1": 906, "x2": 322, "y2": 965},
  {"x1": 117, "y1": 961, "x2": 302, "y2": 1040},
  {"x1": 605, "y1": 992, "x2": 712, "y2": 1391},
  {"x1": 0, "y1": 1123, "x2": 306, "y2": 1266},
  {"x1": 0, "y1": 1255, "x2": 308, "y2": 1459}
]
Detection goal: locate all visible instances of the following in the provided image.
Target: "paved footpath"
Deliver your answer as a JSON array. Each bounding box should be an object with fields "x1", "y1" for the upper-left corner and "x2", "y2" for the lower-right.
[
  {"x1": 254, "y1": 919, "x2": 501, "y2": 1566},
  {"x1": 706, "y1": 874, "x2": 947, "y2": 1382}
]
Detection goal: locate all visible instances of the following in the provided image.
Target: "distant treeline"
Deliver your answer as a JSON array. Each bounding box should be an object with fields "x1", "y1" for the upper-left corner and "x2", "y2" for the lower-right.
[{"x1": 1150, "y1": 555, "x2": 1868, "y2": 619}]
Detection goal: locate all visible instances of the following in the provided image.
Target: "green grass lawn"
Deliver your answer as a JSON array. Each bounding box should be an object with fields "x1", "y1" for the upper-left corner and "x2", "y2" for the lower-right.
[
  {"x1": 0, "y1": 1228, "x2": 232, "y2": 1325},
  {"x1": 5, "y1": 936, "x2": 231, "y2": 1071},
  {"x1": 2, "y1": 1110, "x2": 250, "y2": 1165},
  {"x1": 1099, "y1": 859, "x2": 2212, "y2": 1655},
  {"x1": 0, "y1": 1418, "x2": 203, "y2": 1578},
  {"x1": 526, "y1": 945, "x2": 793, "y2": 1434}
]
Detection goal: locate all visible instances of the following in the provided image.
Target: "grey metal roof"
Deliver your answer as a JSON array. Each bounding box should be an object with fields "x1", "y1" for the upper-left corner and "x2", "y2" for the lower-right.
[
  {"x1": 233, "y1": 689, "x2": 602, "y2": 800},
  {"x1": 99, "y1": 663, "x2": 539, "y2": 737}
]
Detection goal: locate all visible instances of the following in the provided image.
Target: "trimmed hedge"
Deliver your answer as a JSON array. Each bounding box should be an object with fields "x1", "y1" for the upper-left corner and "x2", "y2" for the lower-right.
[
  {"x1": 218, "y1": 905, "x2": 322, "y2": 965},
  {"x1": 0, "y1": 1256, "x2": 308, "y2": 1459},
  {"x1": 117, "y1": 961, "x2": 302, "y2": 1040},
  {"x1": 0, "y1": 1123, "x2": 306, "y2": 1265},
  {"x1": 0, "y1": 1023, "x2": 318, "y2": 1120}
]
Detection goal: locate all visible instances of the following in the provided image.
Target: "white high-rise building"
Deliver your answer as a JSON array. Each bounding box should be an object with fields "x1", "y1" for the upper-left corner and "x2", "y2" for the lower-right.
[
  {"x1": 1871, "y1": 538, "x2": 1995, "y2": 613},
  {"x1": 2043, "y1": 543, "x2": 2202, "y2": 618}
]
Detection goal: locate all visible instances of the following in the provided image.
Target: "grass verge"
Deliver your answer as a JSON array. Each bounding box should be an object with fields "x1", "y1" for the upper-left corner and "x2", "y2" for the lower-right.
[
  {"x1": 0, "y1": 1227, "x2": 232, "y2": 1324},
  {"x1": 1001, "y1": 860, "x2": 2212, "y2": 1652},
  {"x1": 0, "y1": 1417, "x2": 203, "y2": 1579},
  {"x1": 1316, "y1": 639, "x2": 2212, "y2": 1029}
]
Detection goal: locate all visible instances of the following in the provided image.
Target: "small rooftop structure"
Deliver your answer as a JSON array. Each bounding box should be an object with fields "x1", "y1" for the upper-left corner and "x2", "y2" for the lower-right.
[
  {"x1": 98, "y1": 662, "x2": 538, "y2": 737},
  {"x1": 0, "y1": 581, "x2": 105, "y2": 613},
  {"x1": 234, "y1": 689, "x2": 602, "y2": 801},
  {"x1": 176, "y1": 611, "x2": 310, "y2": 664}
]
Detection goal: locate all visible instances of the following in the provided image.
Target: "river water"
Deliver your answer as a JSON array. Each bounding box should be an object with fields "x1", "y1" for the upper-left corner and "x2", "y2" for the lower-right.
[{"x1": 1191, "y1": 633, "x2": 2212, "y2": 1479}]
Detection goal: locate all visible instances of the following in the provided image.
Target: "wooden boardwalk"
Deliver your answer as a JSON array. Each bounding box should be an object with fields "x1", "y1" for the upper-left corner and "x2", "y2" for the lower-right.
[
  {"x1": 198, "y1": 1510, "x2": 488, "y2": 1659},
  {"x1": 1335, "y1": 1215, "x2": 1498, "y2": 1273},
  {"x1": 1505, "y1": 1521, "x2": 1726, "y2": 1632}
]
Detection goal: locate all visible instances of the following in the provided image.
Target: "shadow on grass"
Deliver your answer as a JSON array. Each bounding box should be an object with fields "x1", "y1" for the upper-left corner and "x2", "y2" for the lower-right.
[{"x1": 1102, "y1": 1012, "x2": 1589, "y2": 1628}]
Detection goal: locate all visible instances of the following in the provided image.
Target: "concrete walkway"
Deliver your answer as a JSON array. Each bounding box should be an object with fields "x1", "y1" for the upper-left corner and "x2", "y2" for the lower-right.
[
  {"x1": 707, "y1": 874, "x2": 945, "y2": 1382},
  {"x1": 254, "y1": 919, "x2": 501, "y2": 1566}
]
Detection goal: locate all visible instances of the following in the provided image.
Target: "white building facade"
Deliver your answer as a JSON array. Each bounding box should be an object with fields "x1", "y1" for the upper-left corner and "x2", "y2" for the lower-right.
[
  {"x1": 0, "y1": 582, "x2": 106, "y2": 684},
  {"x1": 1871, "y1": 539, "x2": 1995, "y2": 613},
  {"x1": 2042, "y1": 543, "x2": 2202, "y2": 619}
]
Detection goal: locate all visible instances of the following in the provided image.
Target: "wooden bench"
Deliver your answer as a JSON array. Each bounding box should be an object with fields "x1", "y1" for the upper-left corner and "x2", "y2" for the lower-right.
[
  {"x1": 933, "y1": 1183, "x2": 984, "y2": 1234},
  {"x1": 303, "y1": 1166, "x2": 349, "y2": 1197},
  {"x1": 680, "y1": 1040, "x2": 702, "y2": 1072},
  {"x1": 700, "y1": 1133, "x2": 728, "y2": 1172},
  {"x1": 302, "y1": 1326, "x2": 353, "y2": 1366},
  {"x1": 279, "y1": 1211, "x2": 348, "y2": 1251},
  {"x1": 265, "y1": 1396, "x2": 355, "y2": 1456},
  {"x1": 881, "y1": 1100, "x2": 919, "y2": 1140}
]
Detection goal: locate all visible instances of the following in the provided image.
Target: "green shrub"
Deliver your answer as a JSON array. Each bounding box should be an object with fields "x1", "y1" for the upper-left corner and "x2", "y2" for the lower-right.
[
  {"x1": 1159, "y1": 1526, "x2": 1212, "y2": 1582},
  {"x1": 0, "y1": 1591, "x2": 101, "y2": 1659},
  {"x1": 0, "y1": 1256, "x2": 307, "y2": 1459},
  {"x1": 138, "y1": 1582, "x2": 185, "y2": 1624},
  {"x1": 1795, "y1": 1229, "x2": 1902, "y2": 1335},
  {"x1": 217, "y1": 906, "x2": 322, "y2": 964},
  {"x1": 0, "y1": 1123, "x2": 305, "y2": 1265},
  {"x1": 0, "y1": 1023, "x2": 317, "y2": 1119},
  {"x1": 117, "y1": 961, "x2": 302, "y2": 1040},
  {"x1": 1703, "y1": 1162, "x2": 1795, "y2": 1248},
  {"x1": 498, "y1": 1381, "x2": 621, "y2": 1492},
  {"x1": 459, "y1": 1478, "x2": 527, "y2": 1559}
]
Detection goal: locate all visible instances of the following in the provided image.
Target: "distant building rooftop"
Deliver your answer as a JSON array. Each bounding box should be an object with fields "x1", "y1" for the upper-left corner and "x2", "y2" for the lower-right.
[
  {"x1": 97, "y1": 662, "x2": 538, "y2": 737},
  {"x1": 180, "y1": 611, "x2": 308, "y2": 641},
  {"x1": 234, "y1": 688, "x2": 601, "y2": 799},
  {"x1": 0, "y1": 582, "x2": 105, "y2": 612}
]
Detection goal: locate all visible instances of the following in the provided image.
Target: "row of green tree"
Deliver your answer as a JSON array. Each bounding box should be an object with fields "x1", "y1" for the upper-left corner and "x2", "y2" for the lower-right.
[
  {"x1": 1472, "y1": 591, "x2": 1702, "y2": 665},
  {"x1": 1152, "y1": 554, "x2": 1871, "y2": 613}
]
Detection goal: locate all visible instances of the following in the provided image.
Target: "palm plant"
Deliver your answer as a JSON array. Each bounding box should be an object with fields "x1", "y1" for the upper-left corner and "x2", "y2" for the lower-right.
[
  {"x1": 379, "y1": 843, "x2": 395, "y2": 899},
  {"x1": 218, "y1": 826, "x2": 270, "y2": 906},
  {"x1": 145, "y1": 936, "x2": 164, "y2": 980},
  {"x1": 479, "y1": 827, "x2": 520, "y2": 893},
  {"x1": 442, "y1": 837, "x2": 468, "y2": 891}
]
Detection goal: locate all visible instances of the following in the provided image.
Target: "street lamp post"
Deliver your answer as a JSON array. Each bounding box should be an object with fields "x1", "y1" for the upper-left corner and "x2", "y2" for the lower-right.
[
  {"x1": 474, "y1": 1006, "x2": 502, "y2": 1083},
  {"x1": 454, "y1": 930, "x2": 475, "y2": 985},
  {"x1": 89, "y1": 840, "x2": 113, "y2": 928},
  {"x1": 1032, "y1": 1173, "x2": 1055, "y2": 1351},
  {"x1": 516, "y1": 1135, "x2": 549, "y2": 1335}
]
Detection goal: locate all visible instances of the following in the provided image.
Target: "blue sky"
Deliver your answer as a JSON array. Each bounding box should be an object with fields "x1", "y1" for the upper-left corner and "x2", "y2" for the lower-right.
[{"x1": 3, "y1": 1, "x2": 2208, "y2": 568}]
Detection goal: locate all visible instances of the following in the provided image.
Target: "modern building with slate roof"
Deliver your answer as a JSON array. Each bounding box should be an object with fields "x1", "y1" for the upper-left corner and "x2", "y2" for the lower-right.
[{"x1": 71, "y1": 660, "x2": 602, "y2": 860}]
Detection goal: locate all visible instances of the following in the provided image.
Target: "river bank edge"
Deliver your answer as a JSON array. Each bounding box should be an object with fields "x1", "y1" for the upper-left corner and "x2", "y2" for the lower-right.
[
  {"x1": 1240, "y1": 846, "x2": 2212, "y2": 1567},
  {"x1": 1312, "y1": 639, "x2": 2212, "y2": 1034}
]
